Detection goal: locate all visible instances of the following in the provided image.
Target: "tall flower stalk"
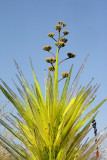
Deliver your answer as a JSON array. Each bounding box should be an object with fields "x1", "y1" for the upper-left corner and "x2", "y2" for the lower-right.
[{"x1": 0, "y1": 21, "x2": 107, "y2": 160}]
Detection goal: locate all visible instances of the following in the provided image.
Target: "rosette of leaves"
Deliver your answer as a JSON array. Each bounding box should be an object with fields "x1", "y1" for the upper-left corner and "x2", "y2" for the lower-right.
[{"x1": 0, "y1": 55, "x2": 107, "y2": 160}]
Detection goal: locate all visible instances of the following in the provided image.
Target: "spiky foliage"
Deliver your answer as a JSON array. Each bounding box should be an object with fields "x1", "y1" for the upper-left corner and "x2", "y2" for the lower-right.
[
  {"x1": 0, "y1": 21, "x2": 107, "y2": 160},
  {"x1": 0, "y1": 129, "x2": 16, "y2": 160},
  {"x1": 0, "y1": 56, "x2": 107, "y2": 160}
]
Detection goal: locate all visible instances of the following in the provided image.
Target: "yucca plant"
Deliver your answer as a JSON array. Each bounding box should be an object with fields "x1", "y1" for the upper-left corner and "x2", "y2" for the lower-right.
[{"x1": 0, "y1": 21, "x2": 107, "y2": 160}]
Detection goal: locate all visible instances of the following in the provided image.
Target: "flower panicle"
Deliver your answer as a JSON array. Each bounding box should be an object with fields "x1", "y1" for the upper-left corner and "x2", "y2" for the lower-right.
[{"x1": 43, "y1": 21, "x2": 75, "y2": 80}]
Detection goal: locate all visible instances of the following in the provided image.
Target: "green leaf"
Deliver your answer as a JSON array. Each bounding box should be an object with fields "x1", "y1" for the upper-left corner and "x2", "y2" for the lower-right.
[
  {"x1": 0, "y1": 141, "x2": 19, "y2": 160},
  {"x1": 0, "y1": 134, "x2": 26, "y2": 159},
  {"x1": 60, "y1": 64, "x2": 73, "y2": 105}
]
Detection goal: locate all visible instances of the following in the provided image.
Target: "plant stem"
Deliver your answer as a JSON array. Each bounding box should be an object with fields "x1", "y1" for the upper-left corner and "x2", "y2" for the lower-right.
[
  {"x1": 58, "y1": 77, "x2": 64, "y2": 82},
  {"x1": 58, "y1": 30, "x2": 60, "y2": 40},
  {"x1": 49, "y1": 51, "x2": 56, "y2": 58},
  {"x1": 58, "y1": 58, "x2": 70, "y2": 65},
  {"x1": 60, "y1": 35, "x2": 65, "y2": 39},
  {"x1": 52, "y1": 37, "x2": 57, "y2": 42}
]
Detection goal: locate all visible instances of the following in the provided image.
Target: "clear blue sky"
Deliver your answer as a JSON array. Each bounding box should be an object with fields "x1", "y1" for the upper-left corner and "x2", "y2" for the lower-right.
[{"x1": 0, "y1": 0, "x2": 107, "y2": 136}]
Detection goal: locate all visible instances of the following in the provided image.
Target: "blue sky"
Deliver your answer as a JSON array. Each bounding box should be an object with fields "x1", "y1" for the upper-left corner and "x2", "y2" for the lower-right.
[{"x1": 0, "y1": 0, "x2": 107, "y2": 138}]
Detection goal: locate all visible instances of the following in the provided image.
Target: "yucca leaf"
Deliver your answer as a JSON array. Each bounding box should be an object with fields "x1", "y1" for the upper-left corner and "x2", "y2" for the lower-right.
[
  {"x1": 67, "y1": 55, "x2": 89, "y2": 102},
  {"x1": 12, "y1": 79, "x2": 25, "y2": 101},
  {"x1": 0, "y1": 134, "x2": 26, "y2": 159},
  {"x1": 78, "y1": 132, "x2": 107, "y2": 160},
  {"x1": 0, "y1": 140, "x2": 19, "y2": 160},
  {"x1": 46, "y1": 72, "x2": 54, "y2": 121},
  {"x1": 0, "y1": 119, "x2": 22, "y2": 140},
  {"x1": 56, "y1": 113, "x2": 98, "y2": 160},
  {"x1": 30, "y1": 58, "x2": 45, "y2": 106},
  {"x1": 0, "y1": 110, "x2": 18, "y2": 129},
  {"x1": 75, "y1": 98, "x2": 107, "y2": 131},
  {"x1": 60, "y1": 64, "x2": 73, "y2": 107},
  {"x1": 66, "y1": 113, "x2": 98, "y2": 159},
  {"x1": 0, "y1": 85, "x2": 27, "y2": 120}
]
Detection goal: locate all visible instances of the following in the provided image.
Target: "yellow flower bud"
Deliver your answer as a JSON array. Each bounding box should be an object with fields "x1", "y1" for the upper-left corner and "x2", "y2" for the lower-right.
[
  {"x1": 48, "y1": 66, "x2": 55, "y2": 71},
  {"x1": 43, "y1": 45, "x2": 52, "y2": 51},
  {"x1": 63, "y1": 30, "x2": 69, "y2": 35},
  {"x1": 61, "y1": 72, "x2": 69, "y2": 78},
  {"x1": 59, "y1": 42, "x2": 65, "y2": 47},
  {"x1": 58, "y1": 21, "x2": 63, "y2": 25},
  {"x1": 67, "y1": 52, "x2": 76, "y2": 58},
  {"x1": 63, "y1": 23, "x2": 66, "y2": 27},
  {"x1": 55, "y1": 25, "x2": 62, "y2": 31},
  {"x1": 48, "y1": 33, "x2": 55, "y2": 38},
  {"x1": 45, "y1": 57, "x2": 56, "y2": 63},
  {"x1": 60, "y1": 38, "x2": 68, "y2": 43}
]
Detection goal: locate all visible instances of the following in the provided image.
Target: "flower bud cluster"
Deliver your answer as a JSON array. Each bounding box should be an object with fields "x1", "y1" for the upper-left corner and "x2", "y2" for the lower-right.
[
  {"x1": 45, "y1": 57, "x2": 56, "y2": 63},
  {"x1": 48, "y1": 66, "x2": 55, "y2": 71},
  {"x1": 67, "y1": 52, "x2": 76, "y2": 58},
  {"x1": 55, "y1": 25, "x2": 62, "y2": 31},
  {"x1": 55, "y1": 41, "x2": 65, "y2": 47},
  {"x1": 43, "y1": 45, "x2": 52, "y2": 51},
  {"x1": 48, "y1": 33, "x2": 55, "y2": 38},
  {"x1": 61, "y1": 72, "x2": 69, "y2": 78},
  {"x1": 43, "y1": 21, "x2": 76, "y2": 80},
  {"x1": 63, "y1": 30, "x2": 69, "y2": 35}
]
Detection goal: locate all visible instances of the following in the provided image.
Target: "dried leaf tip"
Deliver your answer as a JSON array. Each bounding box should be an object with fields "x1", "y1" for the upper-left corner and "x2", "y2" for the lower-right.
[{"x1": 43, "y1": 45, "x2": 52, "y2": 51}]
